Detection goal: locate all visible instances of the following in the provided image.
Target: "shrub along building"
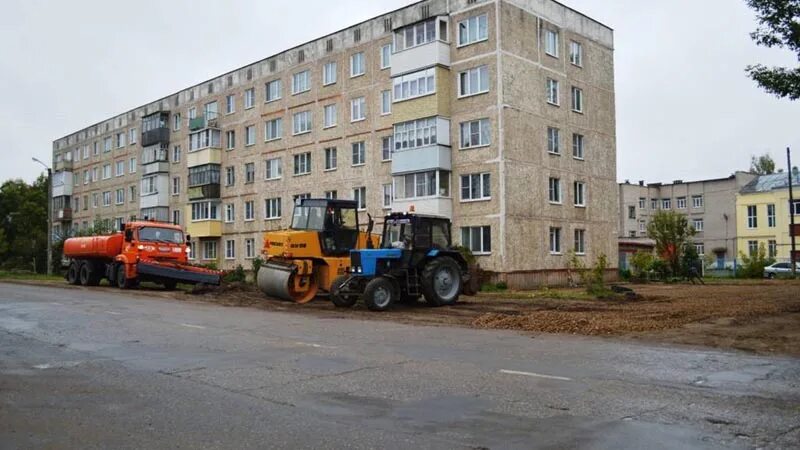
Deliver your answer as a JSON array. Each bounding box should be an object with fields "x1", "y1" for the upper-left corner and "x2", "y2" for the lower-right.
[{"x1": 50, "y1": 0, "x2": 618, "y2": 288}]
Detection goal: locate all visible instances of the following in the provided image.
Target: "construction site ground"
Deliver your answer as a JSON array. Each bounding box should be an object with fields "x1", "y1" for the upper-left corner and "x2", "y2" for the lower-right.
[{"x1": 5, "y1": 277, "x2": 800, "y2": 357}]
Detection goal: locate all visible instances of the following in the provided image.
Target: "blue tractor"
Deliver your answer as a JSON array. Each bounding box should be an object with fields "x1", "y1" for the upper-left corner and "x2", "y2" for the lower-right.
[{"x1": 330, "y1": 213, "x2": 470, "y2": 311}]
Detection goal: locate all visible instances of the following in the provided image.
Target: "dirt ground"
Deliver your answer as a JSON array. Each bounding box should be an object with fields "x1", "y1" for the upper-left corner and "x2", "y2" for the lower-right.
[{"x1": 6, "y1": 278, "x2": 800, "y2": 357}]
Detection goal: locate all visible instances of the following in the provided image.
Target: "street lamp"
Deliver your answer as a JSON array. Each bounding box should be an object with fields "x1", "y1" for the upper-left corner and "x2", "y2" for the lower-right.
[{"x1": 32, "y1": 157, "x2": 52, "y2": 276}]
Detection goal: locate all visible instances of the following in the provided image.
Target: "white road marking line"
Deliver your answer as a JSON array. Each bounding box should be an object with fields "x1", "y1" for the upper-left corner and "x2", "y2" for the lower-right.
[
  {"x1": 180, "y1": 323, "x2": 206, "y2": 329},
  {"x1": 105, "y1": 311, "x2": 122, "y2": 316},
  {"x1": 33, "y1": 361, "x2": 84, "y2": 370},
  {"x1": 294, "y1": 341, "x2": 337, "y2": 349},
  {"x1": 499, "y1": 369, "x2": 572, "y2": 381},
  {"x1": 51, "y1": 302, "x2": 63, "y2": 306}
]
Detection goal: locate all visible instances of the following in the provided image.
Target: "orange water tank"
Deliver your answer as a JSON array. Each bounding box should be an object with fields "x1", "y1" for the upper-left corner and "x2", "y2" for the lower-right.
[{"x1": 63, "y1": 234, "x2": 125, "y2": 260}]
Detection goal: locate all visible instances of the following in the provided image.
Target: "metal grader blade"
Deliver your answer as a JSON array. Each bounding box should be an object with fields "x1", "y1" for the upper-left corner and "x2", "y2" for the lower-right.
[{"x1": 257, "y1": 259, "x2": 318, "y2": 303}]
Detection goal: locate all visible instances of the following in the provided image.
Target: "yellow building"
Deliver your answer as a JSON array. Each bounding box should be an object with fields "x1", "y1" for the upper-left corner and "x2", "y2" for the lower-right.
[{"x1": 736, "y1": 172, "x2": 800, "y2": 261}]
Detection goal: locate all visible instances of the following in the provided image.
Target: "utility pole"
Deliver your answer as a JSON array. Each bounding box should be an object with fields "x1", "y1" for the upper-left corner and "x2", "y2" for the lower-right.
[
  {"x1": 788, "y1": 148, "x2": 797, "y2": 278},
  {"x1": 32, "y1": 158, "x2": 52, "y2": 276}
]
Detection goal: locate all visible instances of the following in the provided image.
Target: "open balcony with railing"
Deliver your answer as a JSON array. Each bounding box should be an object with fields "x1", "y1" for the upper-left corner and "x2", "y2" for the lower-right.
[
  {"x1": 141, "y1": 111, "x2": 170, "y2": 147},
  {"x1": 189, "y1": 111, "x2": 219, "y2": 131}
]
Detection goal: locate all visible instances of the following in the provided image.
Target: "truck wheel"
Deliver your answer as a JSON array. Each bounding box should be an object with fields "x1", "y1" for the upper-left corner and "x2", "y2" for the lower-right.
[
  {"x1": 330, "y1": 275, "x2": 358, "y2": 308},
  {"x1": 421, "y1": 256, "x2": 462, "y2": 307},
  {"x1": 163, "y1": 280, "x2": 178, "y2": 291},
  {"x1": 116, "y1": 265, "x2": 133, "y2": 289},
  {"x1": 363, "y1": 277, "x2": 396, "y2": 312},
  {"x1": 79, "y1": 262, "x2": 91, "y2": 286},
  {"x1": 66, "y1": 262, "x2": 80, "y2": 285}
]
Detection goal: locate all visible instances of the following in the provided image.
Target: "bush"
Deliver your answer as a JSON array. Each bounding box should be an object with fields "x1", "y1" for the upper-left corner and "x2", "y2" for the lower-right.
[
  {"x1": 481, "y1": 282, "x2": 508, "y2": 292},
  {"x1": 567, "y1": 252, "x2": 611, "y2": 297},
  {"x1": 224, "y1": 265, "x2": 247, "y2": 283},
  {"x1": 630, "y1": 251, "x2": 655, "y2": 278},
  {"x1": 452, "y1": 245, "x2": 476, "y2": 266},
  {"x1": 737, "y1": 243, "x2": 774, "y2": 278},
  {"x1": 251, "y1": 256, "x2": 264, "y2": 276},
  {"x1": 619, "y1": 268, "x2": 632, "y2": 281}
]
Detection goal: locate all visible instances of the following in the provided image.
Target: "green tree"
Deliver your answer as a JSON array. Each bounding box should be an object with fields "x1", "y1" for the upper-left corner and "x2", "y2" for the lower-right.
[
  {"x1": 738, "y1": 243, "x2": 775, "y2": 278},
  {"x1": 0, "y1": 176, "x2": 48, "y2": 272},
  {"x1": 750, "y1": 153, "x2": 777, "y2": 174},
  {"x1": 647, "y1": 211, "x2": 697, "y2": 276},
  {"x1": 630, "y1": 250, "x2": 656, "y2": 278},
  {"x1": 745, "y1": 0, "x2": 800, "y2": 100}
]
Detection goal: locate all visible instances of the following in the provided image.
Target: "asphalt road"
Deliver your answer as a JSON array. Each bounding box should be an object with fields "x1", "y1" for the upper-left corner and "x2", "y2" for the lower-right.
[{"x1": 1, "y1": 283, "x2": 799, "y2": 449}]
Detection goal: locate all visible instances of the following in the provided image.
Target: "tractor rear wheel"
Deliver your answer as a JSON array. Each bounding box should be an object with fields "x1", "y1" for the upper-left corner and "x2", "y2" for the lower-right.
[
  {"x1": 330, "y1": 275, "x2": 358, "y2": 308},
  {"x1": 421, "y1": 256, "x2": 462, "y2": 307},
  {"x1": 66, "y1": 262, "x2": 80, "y2": 285},
  {"x1": 363, "y1": 277, "x2": 396, "y2": 312}
]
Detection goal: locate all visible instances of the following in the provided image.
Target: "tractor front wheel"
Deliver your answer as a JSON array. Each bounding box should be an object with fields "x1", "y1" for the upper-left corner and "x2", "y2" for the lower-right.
[
  {"x1": 363, "y1": 277, "x2": 396, "y2": 312},
  {"x1": 330, "y1": 275, "x2": 358, "y2": 308},
  {"x1": 421, "y1": 256, "x2": 462, "y2": 307}
]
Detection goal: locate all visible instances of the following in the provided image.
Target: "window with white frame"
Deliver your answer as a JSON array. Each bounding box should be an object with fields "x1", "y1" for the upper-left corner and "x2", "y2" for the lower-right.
[
  {"x1": 381, "y1": 137, "x2": 393, "y2": 161},
  {"x1": 692, "y1": 195, "x2": 704, "y2": 208},
  {"x1": 767, "y1": 204, "x2": 776, "y2": 227},
  {"x1": 245, "y1": 125, "x2": 256, "y2": 145},
  {"x1": 350, "y1": 97, "x2": 366, "y2": 122},
  {"x1": 265, "y1": 118, "x2": 282, "y2": 141},
  {"x1": 639, "y1": 198, "x2": 646, "y2": 209},
  {"x1": 394, "y1": 117, "x2": 437, "y2": 150},
  {"x1": 573, "y1": 134, "x2": 585, "y2": 159},
  {"x1": 323, "y1": 104, "x2": 337, "y2": 128},
  {"x1": 115, "y1": 160, "x2": 125, "y2": 176},
  {"x1": 574, "y1": 229, "x2": 586, "y2": 255},
  {"x1": 639, "y1": 220, "x2": 646, "y2": 233},
  {"x1": 548, "y1": 177, "x2": 561, "y2": 203},
  {"x1": 748, "y1": 240, "x2": 759, "y2": 256},
  {"x1": 382, "y1": 183, "x2": 393, "y2": 208},
  {"x1": 226, "y1": 94, "x2": 236, "y2": 114},
  {"x1": 677, "y1": 197, "x2": 687, "y2": 209},
  {"x1": 245, "y1": 162, "x2": 255, "y2": 183},
  {"x1": 747, "y1": 205, "x2": 757, "y2": 228},
  {"x1": 129, "y1": 128, "x2": 137, "y2": 145},
  {"x1": 242, "y1": 200, "x2": 254, "y2": 221},
  {"x1": 324, "y1": 147, "x2": 337, "y2": 170},
  {"x1": 225, "y1": 203, "x2": 235, "y2": 223},
  {"x1": 693, "y1": 219, "x2": 704, "y2": 232},
  {"x1": 381, "y1": 90, "x2": 392, "y2": 115},
  {"x1": 394, "y1": 18, "x2": 440, "y2": 51},
  {"x1": 574, "y1": 181, "x2": 586, "y2": 207},
  {"x1": 266, "y1": 79, "x2": 282, "y2": 102},
  {"x1": 173, "y1": 113, "x2": 181, "y2": 131},
  {"x1": 129, "y1": 157, "x2": 137, "y2": 174},
  {"x1": 129, "y1": 186, "x2": 136, "y2": 202},
  {"x1": 462, "y1": 226, "x2": 491, "y2": 254},
  {"x1": 191, "y1": 202, "x2": 219, "y2": 221},
  {"x1": 458, "y1": 65, "x2": 489, "y2": 97},
  {"x1": 294, "y1": 152, "x2": 311, "y2": 175},
  {"x1": 393, "y1": 68, "x2": 435, "y2": 102},
  {"x1": 547, "y1": 127, "x2": 560, "y2": 154},
  {"x1": 83, "y1": 145, "x2": 89, "y2": 159},
  {"x1": 351, "y1": 141, "x2": 365, "y2": 165},
  {"x1": 350, "y1": 52, "x2": 365, "y2": 77},
  {"x1": 225, "y1": 240, "x2": 235, "y2": 259},
  {"x1": 793, "y1": 200, "x2": 800, "y2": 215},
  {"x1": 172, "y1": 209, "x2": 181, "y2": 226},
  {"x1": 225, "y1": 166, "x2": 235, "y2": 186},
  {"x1": 244, "y1": 88, "x2": 255, "y2": 109},
  {"x1": 569, "y1": 41, "x2": 583, "y2": 66},
  {"x1": 325, "y1": 190, "x2": 337, "y2": 199},
  {"x1": 293, "y1": 111, "x2": 312, "y2": 134},
  {"x1": 226, "y1": 130, "x2": 235, "y2": 149},
  {"x1": 265, "y1": 158, "x2": 282, "y2": 180},
  {"x1": 104, "y1": 137, "x2": 112, "y2": 152},
  {"x1": 92, "y1": 167, "x2": 98, "y2": 182},
  {"x1": 458, "y1": 14, "x2": 488, "y2": 46},
  {"x1": 172, "y1": 176, "x2": 180, "y2": 195},
  {"x1": 380, "y1": 44, "x2": 392, "y2": 69},
  {"x1": 293, "y1": 193, "x2": 311, "y2": 205},
  {"x1": 353, "y1": 186, "x2": 366, "y2": 210},
  {"x1": 571, "y1": 86, "x2": 584, "y2": 112},
  {"x1": 461, "y1": 173, "x2": 490, "y2": 201},
  {"x1": 245, "y1": 238, "x2": 255, "y2": 259},
  {"x1": 189, "y1": 129, "x2": 221, "y2": 151},
  {"x1": 172, "y1": 145, "x2": 181, "y2": 162},
  {"x1": 265, "y1": 198, "x2": 281, "y2": 219},
  {"x1": 203, "y1": 241, "x2": 217, "y2": 260},
  {"x1": 460, "y1": 119, "x2": 490, "y2": 149},
  {"x1": 115, "y1": 188, "x2": 124, "y2": 205},
  {"x1": 651, "y1": 199, "x2": 658, "y2": 210},
  {"x1": 768, "y1": 240, "x2": 777, "y2": 258},
  {"x1": 546, "y1": 78, "x2": 559, "y2": 105},
  {"x1": 291, "y1": 70, "x2": 310, "y2": 95},
  {"x1": 116, "y1": 132, "x2": 126, "y2": 148},
  {"x1": 187, "y1": 241, "x2": 195, "y2": 259},
  {"x1": 549, "y1": 227, "x2": 562, "y2": 254},
  {"x1": 92, "y1": 193, "x2": 98, "y2": 208},
  {"x1": 662, "y1": 198, "x2": 671, "y2": 209},
  {"x1": 83, "y1": 170, "x2": 90, "y2": 184},
  {"x1": 102, "y1": 164, "x2": 111, "y2": 179},
  {"x1": 545, "y1": 29, "x2": 559, "y2": 57},
  {"x1": 393, "y1": 170, "x2": 450, "y2": 199},
  {"x1": 323, "y1": 62, "x2": 337, "y2": 85}
]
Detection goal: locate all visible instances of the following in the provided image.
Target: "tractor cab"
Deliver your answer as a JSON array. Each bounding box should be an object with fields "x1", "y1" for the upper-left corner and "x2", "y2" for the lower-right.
[{"x1": 290, "y1": 198, "x2": 362, "y2": 256}]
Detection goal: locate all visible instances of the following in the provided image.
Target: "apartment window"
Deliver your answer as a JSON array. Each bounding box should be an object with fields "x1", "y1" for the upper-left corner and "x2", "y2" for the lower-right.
[
  {"x1": 115, "y1": 188, "x2": 124, "y2": 205},
  {"x1": 693, "y1": 219, "x2": 704, "y2": 232},
  {"x1": 92, "y1": 193, "x2": 98, "y2": 208},
  {"x1": 104, "y1": 137, "x2": 112, "y2": 152},
  {"x1": 651, "y1": 199, "x2": 658, "y2": 210},
  {"x1": 677, "y1": 197, "x2": 687, "y2": 209},
  {"x1": 291, "y1": 70, "x2": 310, "y2": 95},
  {"x1": 639, "y1": 220, "x2": 647, "y2": 233},
  {"x1": 265, "y1": 158, "x2": 282, "y2": 180},
  {"x1": 350, "y1": 97, "x2": 366, "y2": 122},
  {"x1": 172, "y1": 145, "x2": 181, "y2": 163},
  {"x1": 394, "y1": 18, "x2": 439, "y2": 51},
  {"x1": 129, "y1": 128, "x2": 137, "y2": 145},
  {"x1": 768, "y1": 240, "x2": 778, "y2": 258},
  {"x1": 293, "y1": 193, "x2": 311, "y2": 205},
  {"x1": 265, "y1": 198, "x2": 281, "y2": 219},
  {"x1": 461, "y1": 226, "x2": 491, "y2": 254},
  {"x1": 172, "y1": 210, "x2": 181, "y2": 226},
  {"x1": 115, "y1": 160, "x2": 124, "y2": 177},
  {"x1": 661, "y1": 199, "x2": 671, "y2": 209},
  {"x1": 628, "y1": 206, "x2": 636, "y2": 219},
  {"x1": 226, "y1": 130, "x2": 236, "y2": 149},
  {"x1": 395, "y1": 117, "x2": 437, "y2": 150},
  {"x1": 574, "y1": 229, "x2": 586, "y2": 255},
  {"x1": 188, "y1": 107, "x2": 197, "y2": 119},
  {"x1": 549, "y1": 227, "x2": 562, "y2": 254},
  {"x1": 547, "y1": 127, "x2": 560, "y2": 154},
  {"x1": 83, "y1": 145, "x2": 90, "y2": 160},
  {"x1": 569, "y1": 41, "x2": 583, "y2": 66},
  {"x1": 574, "y1": 181, "x2": 586, "y2": 207},
  {"x1": 244, "y1": 88, "x2": 255, "y2": 109},
  {"x1": 102, "y1": 164, "x2": 111, "y2": 180},
  {"x1": 202, "y1": 241, "x2": 217, "y2": 260},
  {"x1": 325, "y1": 190, "x2": 337, "y2": 199},
  {"x1": 245, "y1": 162, "x2": 255, "y2": 183},
  {"x1": 393, "y1": 68, "x2": 435, "y2": 102},
  {"x1": 93, "y1": 141, "x2": 100, "y2": 155},
  {"x1": 692, "y1": 195, "x2": 704, "y2": 208},
  {"x1": 573, "y1": 134, "x2": 585, "y2": 159},
  {"x1": 458, "y1": 65, "x2": 489, "y2": 97},
  {"x1": 226, "y1": 94, "x2": 236, "y2": 114},
  {"x1": 189, "y1": 129, "x2": 221, "y2": 151},
  {"x1": 461, "y1": 173, "x2": 491, "y2": 201},
  {"x1": 571, "y1": 87, "x2": 584, "y2": 113},
  {"x1": 245, "y1": 239, "x2": 256, "y2": 259},
  {"x1": 380, "y1": 44, "x2": 392, "y2": 69},
  {"x1": 129, "y1": 157, "x2": 137, "y2": 174},
  {"x1": 458, "y1": 14, "x2": 488, "y2": 46},
  {"x1": 265, "y1": 118, "x2": 282, "y2": 141},
  {"x1": 381, "y1": 137, "x2": 393, "y2": 161},
  {"x1": 352, "y1": 141, "x2": 366, "y2": 166},
  {"x1": 545, "y1": 29, "x2": 559, "y2": 57},
  {"x1": 748, "y1": 240, "x2": 759, "y2": 256},
  {"x1": 173, "y1": 113, "x2": 181, "y2": 131},
  {"x1": 638, "y1": 198, "x2": 646, "y2": 209},
  {"x1": 293, "y1": 111, "x2": 312, "y2": 135},
  {"x1": 381, "y1": 90, "x2": 392, "y2": 115},
  {"x1": 548, "y1": 178, "x2": 561, "y2": 204},
  {"x1": 187, "y1": 165, "x2": 220, "y2": 187},
  {"x1": 172, "y1": 176, "x2": 180, "y2": 195},
  {"x1": 793, "y1": 201, "x2": 800, "y2": 215},
  {"x1": 767, "y1": 204, "x2": 776, "y2": 227},
  {"x1": 244, "y1": 200, "x2": 256, "y2": 222},
  {"x1": 350, "y1": 52, "x2": 365, "y2": 77},
  {"x1": 294, "y1": 152, "x2": 311, "y2": 175},
  {"x1": 225, "y1": 204, "x2": 235, "y2": 223},
  {"x1": 382, "y1": 183, "x2": 393, "y2": 208},
  {"x1": 747, "y1": 205, "x2": 758, "y2": 228},
  {"x1": 115, "y1": 132, "x2": 126, "y2": 148},
  {"x1": 129, "y1": 186, "x2": 136, "y2": 202},
  {"x1": 394, "y1": 171, "x2": 449, "y2": 199},
  {"x1": 225, "y1": 240, "x2": 235, "y2": 260},
  {"x1": 83, "y1": 170, "x2": 90, "y2": 185},
  {"x1": 102, "y1": 191, "x2": 111, "y2": 207},
  {"x1": 460, "y1": 119, "x2": 490, "y2": 149},
  {"x1": 225, "y1": 166, "x2": 236, "y2": 186},
  {"x1": 266, "y1": 79, "x2": 282, "y2": 102},
  {"x1": 92, "y1": 167, "x2": 99, "y2": 182},
  {"x1": 546, "y1": 78, "x2": 560, "y2": 105},
  {"x1": 323, "y1": 104, "x2": 337, "y2": 128},
  {"x1": 245, "y1": 125, "x2": 256, "y2": 145},
  {"x1": 353, "y1": 187, "x2": 366, "y2": 210},
  {"x1": 323, "y1": 62, "x2": 337, "y2": 85},
  {"x1": 324, "y1": 147, "x2": 337, "y2": 170}
]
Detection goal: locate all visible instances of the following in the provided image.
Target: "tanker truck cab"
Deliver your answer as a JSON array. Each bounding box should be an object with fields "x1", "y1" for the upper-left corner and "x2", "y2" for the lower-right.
[{"x1": 123, "y1": 222, "x2": 188, "y2": 263}]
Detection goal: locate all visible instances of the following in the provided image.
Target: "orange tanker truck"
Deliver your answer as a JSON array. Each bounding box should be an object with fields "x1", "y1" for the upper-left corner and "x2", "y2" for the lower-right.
[{"x1": 63, "y1": 220, "x2": 222, "y2": 289}]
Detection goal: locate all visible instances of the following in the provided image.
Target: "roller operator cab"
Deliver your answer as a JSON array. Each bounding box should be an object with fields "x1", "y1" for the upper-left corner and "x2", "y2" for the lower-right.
[{"x1": 330, "y1": 213, "x2": 470, "y2": 311}]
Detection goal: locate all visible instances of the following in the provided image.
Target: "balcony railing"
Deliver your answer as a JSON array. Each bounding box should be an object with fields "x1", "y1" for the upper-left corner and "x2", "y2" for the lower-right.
[
  {"x1": 54, "y1": 159, "x2": 74, "y2": 171},
  {"x1": 54, "y1": 208, "x2": 73, "y2": 222},
  {"x1": 188, "y1": 184, "x2": 221, "y2": 201},
  {"x1": 189, "y1": 112, "x2": 219, "y2": 131},
  {"x1": 141, "y1": 127, "x2": 170, "y2": 147}
]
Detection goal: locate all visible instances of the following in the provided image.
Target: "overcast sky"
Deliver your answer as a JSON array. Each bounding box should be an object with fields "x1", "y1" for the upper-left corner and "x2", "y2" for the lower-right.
[{"x1": 1, "y1": 0, "x2": 797, "y2": 185}]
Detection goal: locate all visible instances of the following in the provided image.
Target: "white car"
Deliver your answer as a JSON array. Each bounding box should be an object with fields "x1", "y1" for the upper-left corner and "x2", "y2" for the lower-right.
[{"x1": 763, "y1": 262, "x2": 800, "y2": 279}]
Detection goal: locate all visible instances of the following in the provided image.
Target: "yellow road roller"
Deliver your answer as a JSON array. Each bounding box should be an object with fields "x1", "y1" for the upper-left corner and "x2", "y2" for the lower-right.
[{"x1": 257, "y1": 198, "x2": 378, "y2": 303}]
